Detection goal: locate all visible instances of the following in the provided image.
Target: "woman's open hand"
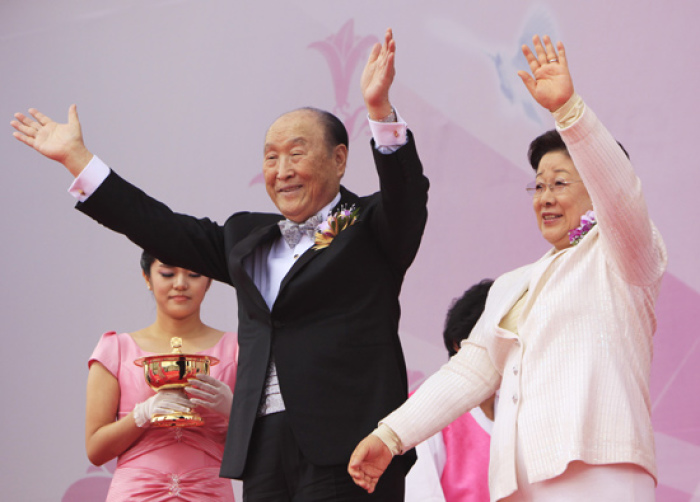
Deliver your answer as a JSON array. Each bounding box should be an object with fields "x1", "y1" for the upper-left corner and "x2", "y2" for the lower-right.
[
  {"x1": 517, "y1": 35, "x2": 575, "y2": 112},
  {"x1": 347, "y1": 434, "x2": 393, "y2": 493}
]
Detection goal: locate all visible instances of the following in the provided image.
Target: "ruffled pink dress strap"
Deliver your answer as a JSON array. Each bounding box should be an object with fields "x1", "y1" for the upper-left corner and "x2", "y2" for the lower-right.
[{"x1": 88, "y1": 331, "x2": 121, "y2": 375}]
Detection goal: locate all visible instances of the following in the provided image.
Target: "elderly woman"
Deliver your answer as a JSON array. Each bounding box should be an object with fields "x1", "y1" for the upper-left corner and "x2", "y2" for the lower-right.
[{"x1": 349, "y1": 35, "x2": 666, "y2": 502}]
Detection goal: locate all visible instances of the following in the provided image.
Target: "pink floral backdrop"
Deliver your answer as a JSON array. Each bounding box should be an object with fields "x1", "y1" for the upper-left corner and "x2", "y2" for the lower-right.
[{"x1": 2, "y1": 2, "x2": 698, "y2": 500}]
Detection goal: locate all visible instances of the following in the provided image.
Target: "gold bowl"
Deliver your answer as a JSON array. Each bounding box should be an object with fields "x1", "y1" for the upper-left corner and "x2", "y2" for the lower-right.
[{"x1": 134, "y1": 337, "x2": 219, "y2": 427}]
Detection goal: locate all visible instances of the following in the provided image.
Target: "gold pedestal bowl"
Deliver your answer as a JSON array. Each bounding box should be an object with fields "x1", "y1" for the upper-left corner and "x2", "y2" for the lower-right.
[{"x1": 134, "y1": 337, "x2": 219, "y2": 427}]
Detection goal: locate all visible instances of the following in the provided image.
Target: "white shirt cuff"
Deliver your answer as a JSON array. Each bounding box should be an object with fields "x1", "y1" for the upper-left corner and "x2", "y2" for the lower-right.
[
  {"x1": 369, "y1": 108, "x2": 408, "y2": 153},
  {"x1": 68, "y1": 155, "x2": 110, "y2": 202},
  {"x1": 552, "y1": 92, "x2": 585, "y2": 130},
  {"x1": 372, "y1": 422, "x2": 404, "y2": 456}
]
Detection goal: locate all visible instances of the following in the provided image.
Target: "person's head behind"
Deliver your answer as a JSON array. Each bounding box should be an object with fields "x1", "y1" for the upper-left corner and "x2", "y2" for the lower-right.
[
  {"x1": 263, "y1": 108, "x2": 349, "y2": 223},
  {"x1": 443, "y1": 279, "x2": 494, "y2": 357},
  {"x1": 526, "y1": 130, "x2": 628, "y2": 251},
  {"x1": 140, "y1": 250, "x2": 212, "y2": 321}
]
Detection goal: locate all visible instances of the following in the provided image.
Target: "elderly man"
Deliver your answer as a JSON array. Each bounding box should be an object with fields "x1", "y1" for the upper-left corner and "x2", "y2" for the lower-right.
[{"x1": 12, "y1": 29, "x2": 428, "y2": 501}]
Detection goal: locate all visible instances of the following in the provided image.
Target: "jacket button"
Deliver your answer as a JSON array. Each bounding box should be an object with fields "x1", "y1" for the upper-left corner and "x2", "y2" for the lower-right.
[{"x1": 272, "y1": 320, "x2": 284, "y2": 329}]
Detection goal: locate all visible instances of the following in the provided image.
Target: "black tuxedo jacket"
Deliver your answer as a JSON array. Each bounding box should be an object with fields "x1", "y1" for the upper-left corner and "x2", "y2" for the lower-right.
[{"x1": 78, "y1": 133, "x2": 428, "y2": 478}]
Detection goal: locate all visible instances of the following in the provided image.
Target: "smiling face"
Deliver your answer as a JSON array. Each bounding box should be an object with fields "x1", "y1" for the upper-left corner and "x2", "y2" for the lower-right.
[
  {"x1": 533, "y1": 151, "x2": 593, "y2": 250},
  {"x1": 263, "y1": 110, "x2": 347, "y2": 223},
  {"x1": 144, "y1": 260, "x2": 212, "y2": 321}
]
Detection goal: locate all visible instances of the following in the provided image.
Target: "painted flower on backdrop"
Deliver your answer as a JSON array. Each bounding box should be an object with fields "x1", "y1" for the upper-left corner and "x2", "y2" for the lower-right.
[
  {"x1": 308, "y1": 19, "x2": 378, "y2": 140},
  {"x1": 313, "y1": 205, "x2": 360, "y2": 250},
  {"x1": 249, "y1": 20, "x2": 377, "y2": 187},
  {"x1": 427, "y1": 7, "x2": 559, "y2": 125},
  {"x1": 62, "y1": 459, "x2": 117, "y2": 501},
  {"x1": 569, "y1": 210, "x2": 596, "y2": 246},
  {"x1": 488, "y1": 6, "x2": 559, "y2": 124}
]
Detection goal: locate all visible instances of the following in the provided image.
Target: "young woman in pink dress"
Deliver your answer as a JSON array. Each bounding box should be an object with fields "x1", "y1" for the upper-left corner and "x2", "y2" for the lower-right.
[{"x1": 86, "y1": 250, "x2": 239, "y2": 501}]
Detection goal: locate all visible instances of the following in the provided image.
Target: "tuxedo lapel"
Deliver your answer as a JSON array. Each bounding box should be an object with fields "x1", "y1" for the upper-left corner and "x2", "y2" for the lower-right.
[
  {"x1": 231, "y1": 221, "x2": 282, "y2": 260},
  {"x1": 230, "y1": 221, "x2": 283, "y2": 312},
  {"x1": 278, "y1": 187, "x2": 360, "y2": 295},
  {"x1": 332, "y1": 186, "x2": 361, "y2": 214},
  {"x1": 278, "y1": 240, "x2": 321, "y2": 294}
]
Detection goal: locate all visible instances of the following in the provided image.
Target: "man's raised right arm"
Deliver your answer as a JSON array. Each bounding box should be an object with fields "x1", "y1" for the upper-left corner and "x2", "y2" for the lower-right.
[
  {"x1": 11, "y1": 105, "x2": 111, "y2": 202},
  {"x1": 12, "y1": 104, "x2": 232, "y2": 284}
]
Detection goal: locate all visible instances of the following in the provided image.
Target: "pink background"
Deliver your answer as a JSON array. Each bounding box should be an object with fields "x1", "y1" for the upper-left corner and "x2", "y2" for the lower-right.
[{"x1": 1, "y1": 1, "x2": 698, "y2": 500}]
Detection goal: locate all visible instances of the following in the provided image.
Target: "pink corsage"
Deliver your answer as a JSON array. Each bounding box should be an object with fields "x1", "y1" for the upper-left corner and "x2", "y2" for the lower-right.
[
  {"x1": 569, "y1": 210, "x2": 596, "y2": 246},
  {"x1": 313, "y1": 205, "x2": 359, "y2": 250}
]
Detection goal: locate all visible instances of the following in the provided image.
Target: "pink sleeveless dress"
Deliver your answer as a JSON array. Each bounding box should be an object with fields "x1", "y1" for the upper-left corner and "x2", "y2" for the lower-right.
[
  {"x1": 89, "y1": 331, "x2": 239, "y2": 501},
  {"x1": 405, "y1": 389, "x2": 491, "y2": 501}
]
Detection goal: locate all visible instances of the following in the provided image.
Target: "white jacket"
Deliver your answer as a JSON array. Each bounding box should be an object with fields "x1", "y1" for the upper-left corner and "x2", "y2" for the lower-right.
[{"x1": 383, "y1": 104, "x2": 667, "y2": 501}]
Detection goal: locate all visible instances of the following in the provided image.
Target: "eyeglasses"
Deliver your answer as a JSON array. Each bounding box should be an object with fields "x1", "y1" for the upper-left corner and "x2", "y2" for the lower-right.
[{"x1": 525, "y1": 179, "x2": 583, "y2": 198}]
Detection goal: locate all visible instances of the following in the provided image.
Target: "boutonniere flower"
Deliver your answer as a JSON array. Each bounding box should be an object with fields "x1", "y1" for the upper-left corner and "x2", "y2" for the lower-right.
[
  {"x1": 569, "y1": 210, "x2": 596, "y2": 246},
  {"x1": 313, "y1": 205, "x2": 360, "y2": 250}
]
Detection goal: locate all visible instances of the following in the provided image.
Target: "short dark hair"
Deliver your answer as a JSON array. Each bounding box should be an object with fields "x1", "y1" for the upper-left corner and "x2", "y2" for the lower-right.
[
  {"x1": 527, "y1": 130, "x2": 568, "y2": 171},
  {"x1": 140, "y1": 250, "x2": 157, "y2": 277},
  {"x1": 443, "y1": 279, "x2": 494, "y2": 357},
  {"x1": 299, "y1": 107, "x2": 349, "y2": 153},
  {"x1": 528, "y1": 129, "x2": 630, "y2": 172}
]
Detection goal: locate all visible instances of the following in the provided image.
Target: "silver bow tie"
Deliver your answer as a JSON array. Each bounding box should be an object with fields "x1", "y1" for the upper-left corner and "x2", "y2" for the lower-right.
[{"x1": 278, "y1": 214, "x2": 323, "y2": 248}]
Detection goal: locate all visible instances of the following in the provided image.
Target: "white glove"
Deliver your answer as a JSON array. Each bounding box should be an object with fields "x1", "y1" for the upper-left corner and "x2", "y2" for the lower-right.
[
  {"x1": 185, "y1": 374, "x2": 233, "y2": 418},
  {"x1": 132, "y1": 389, "x2": 193, "y2": 428}
]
